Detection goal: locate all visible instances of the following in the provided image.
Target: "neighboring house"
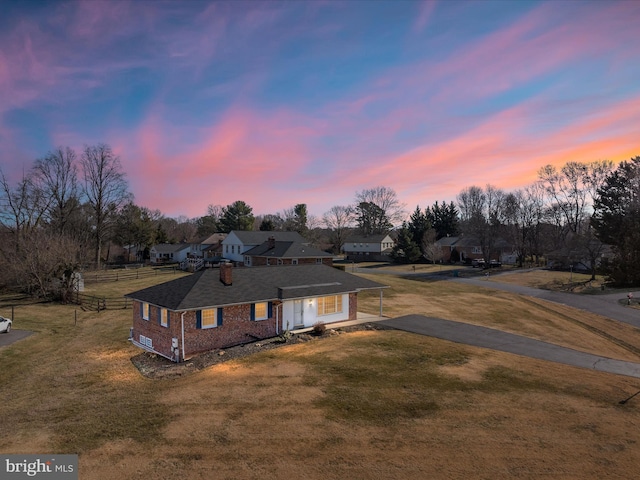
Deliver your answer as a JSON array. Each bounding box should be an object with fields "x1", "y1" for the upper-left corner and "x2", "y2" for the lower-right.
[
  {"x1": 200, "y1": 233, "x2": 227, "y2": 260},
  {"x1": 126, "y1": 263, "x2": 387, "y2": 362},
  {"x1": 342, "y1": 234, "x2": 395, "y2": 261},
  {"x1": 243, "y1": 237, "x2": 333, "y2": 267},
  {"x1": 222, "y1": 231, "x2": 307, "y2": 263},
  {"x1": 435, "y1": 236, "x2": 516, "y2": 264},
  {"x1": 149, "y1": 243, "x2": 191, "y2": 265},
  {"x1": 434, "y1": 236, "x2": 482, "y2": 263},
  {"x1": 435, "y1": 236, "x2": 461, "y2": 263}
]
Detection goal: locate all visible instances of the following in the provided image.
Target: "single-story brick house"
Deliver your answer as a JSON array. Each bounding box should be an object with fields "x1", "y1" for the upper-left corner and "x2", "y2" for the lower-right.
[
  {"x1": 125, "y1": 263, "x2": 387, "y2": 362},
  {"x1": 243, "y1": 237, "x2": 334, "y2": 267}
]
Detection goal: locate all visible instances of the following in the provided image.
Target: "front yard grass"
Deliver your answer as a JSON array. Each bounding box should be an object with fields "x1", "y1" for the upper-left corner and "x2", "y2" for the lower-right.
[
  {"x1": 1, "y1": 269, "x2": 640, "y2": 479},
  {"x1": 485, "y1": 268, "x2": 608, "y2": 292}
]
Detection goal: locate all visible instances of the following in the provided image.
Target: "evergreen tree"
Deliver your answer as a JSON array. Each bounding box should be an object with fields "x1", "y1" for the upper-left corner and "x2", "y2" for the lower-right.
[
  {"x1": 219, "y1": 200, "x2": 255, "y2": 232},
  {"x1": 425, "y1": 201, "x2": 459, "y2": 239},
  {"x1": 196, "y1": 214, "x2": 219, "y2": 237},
  {"x1": 407, "y1": 205, "x2": 430, "y2": 246},
  {"x1": 390, "y1": 224, "x2": 422, "y2": 264},
  {"x1": 592, "y1": 156, "x2": 640, "y2": 286}
]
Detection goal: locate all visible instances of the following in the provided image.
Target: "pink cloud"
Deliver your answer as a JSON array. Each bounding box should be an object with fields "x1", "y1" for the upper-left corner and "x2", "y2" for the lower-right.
[
  {"x1": 343, "y1": 93, "x2": 640, "y2": 211},
  {"x1": 121, "y1": 104, "x2": 326, "y2": 217}
]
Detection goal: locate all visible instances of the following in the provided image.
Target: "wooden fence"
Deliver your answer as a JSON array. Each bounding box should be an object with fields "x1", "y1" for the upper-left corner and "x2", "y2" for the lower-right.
[
  {"x1": 72, "y1": 292, "x2": 133, "y2": 312},
  {"x1": 82, "y1": 265, "x2": 180, "y2": 284}
]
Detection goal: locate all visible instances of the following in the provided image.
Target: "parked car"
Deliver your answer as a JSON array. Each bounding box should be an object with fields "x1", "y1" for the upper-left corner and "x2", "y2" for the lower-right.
[
  {"x1": 471, "y1": 259, "x2": 485, "y2": 268},
  {"x1": 0, "y1": 316, "x2": 11, "y2": 333}
]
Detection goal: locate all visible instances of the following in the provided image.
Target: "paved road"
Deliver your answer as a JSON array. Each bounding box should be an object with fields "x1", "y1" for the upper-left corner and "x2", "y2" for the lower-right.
[
  {"x1": 354, "y1": 266, "x2": 640, "y2": 327},
  {"x1": 452, "y1": 275, "x2": 640, "y2": 328},
  {"x1": 0, "y1": 329, "x2": 32, "y2": 348},
  {"x1": 380, "y1": 315, "x2": 640, "y2": 379},
  {"x1": 366, "y1": 269, "x2": 640, "y2": 379}
]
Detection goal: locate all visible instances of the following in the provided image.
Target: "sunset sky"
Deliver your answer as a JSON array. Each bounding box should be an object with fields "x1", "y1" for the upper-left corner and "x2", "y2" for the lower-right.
[{"x1": 1, "y1": 0, "x2": 639, "y2": 220}]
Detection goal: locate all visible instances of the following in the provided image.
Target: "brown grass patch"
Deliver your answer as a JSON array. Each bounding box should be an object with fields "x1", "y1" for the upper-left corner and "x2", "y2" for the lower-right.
[{"x1": 3, "y1": 271, "x2": 640, "y2": 478}]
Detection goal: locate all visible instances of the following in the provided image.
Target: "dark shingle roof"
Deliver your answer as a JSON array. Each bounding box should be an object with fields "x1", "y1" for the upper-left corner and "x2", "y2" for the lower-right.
[
  {"x1": 435, "y1": 236, "x2": 459, "y2": 247},
  {"x1": 226, "y1": 231, "x2": 306, "y2": 244},
  {"x1": 201, "y1": 233, "x2": 227, "y2": 245},
  {"x1": 243, "y1": 241, "x2": 332, "y2": 258},
  {"x1": 345, "y1": 234, "x2": 392, "y2": 244},
  {"x1": 125, "y1": 264, "x2": 386, "y2": 311}
]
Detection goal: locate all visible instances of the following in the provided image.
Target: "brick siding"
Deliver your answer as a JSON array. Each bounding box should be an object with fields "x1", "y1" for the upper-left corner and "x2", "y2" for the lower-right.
[
  {"x1": 348, "y1": 292, "x2": 357, "y2": 320},
  {"x1": 132, "y1": 300, "x2": 281, "y2": 361}
]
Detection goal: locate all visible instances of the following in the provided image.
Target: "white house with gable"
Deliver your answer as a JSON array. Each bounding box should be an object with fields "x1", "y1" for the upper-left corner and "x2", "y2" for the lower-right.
[{"x1": 222, "y1": 231, "x2": 307, "y2": 263}]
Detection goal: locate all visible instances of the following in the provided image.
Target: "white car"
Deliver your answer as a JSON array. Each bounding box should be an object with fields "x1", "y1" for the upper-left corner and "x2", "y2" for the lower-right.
[{"x1": 0, "y1": 316, "x2": 11, "y2": 333}]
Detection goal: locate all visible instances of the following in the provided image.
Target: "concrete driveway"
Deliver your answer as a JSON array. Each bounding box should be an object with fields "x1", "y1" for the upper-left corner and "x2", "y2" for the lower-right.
[{"x1": 380, "y1": 315, "x2": 640, "y2": 379}]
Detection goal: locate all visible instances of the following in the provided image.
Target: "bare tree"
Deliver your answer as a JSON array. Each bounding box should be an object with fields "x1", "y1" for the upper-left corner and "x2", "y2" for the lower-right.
[
  {"x1": 456, "y1": 185, "x2": 485, "y2": 223},
  {"x1": 80, "y1": 144, "x2": 131, "y2": 268},
  {"x1": 323, "y1": 205, "x2": 354, "y2": 253},
  {"x1": 354, "y1": 186, "x2": 405, "y2": 234},
  {"x1": 539, "y1": 160, "x2": 614, "y2": 271},
  {"x1": 7, "y1": 230, "x2": 81, "y2": 299},
  {"x1": 0, "y1": 168, "x2": 50, "y2": 253},
  {"x1": 33, "y1": 146, "x2": 80, "y2": 235},
  {"x1": 421, "y1": 228, "x2": 442, "y2": 263},
  {"x1": 206, "y1": 204, "x2": 224, "y2": 220},
  {"x1": 538, "y1": 160, "x2": 613, "y2": 235},
  {"x1": 457, "y1": 184, "x2": 506, "y2": 263}
]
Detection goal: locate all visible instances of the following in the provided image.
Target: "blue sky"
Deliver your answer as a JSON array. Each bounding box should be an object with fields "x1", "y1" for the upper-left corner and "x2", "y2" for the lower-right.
[{"x1": 1, "y1": 0, "x2": 639, "y2": 219}]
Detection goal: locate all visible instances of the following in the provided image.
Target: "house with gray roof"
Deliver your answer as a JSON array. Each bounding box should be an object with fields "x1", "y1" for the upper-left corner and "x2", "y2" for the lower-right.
[
  {"x1": 342, "y1": 233, "x2": 395, "y2": 261},
  {"x1": 149, "y1": 243, "x2": 191, "y2": 265},
  {"x1": 222, "y1": 231, "x2": 307, "y2": 263},
  {"x1": 435, "y1": 235, "x2": 516, "y2": 264},
  {"x1": 243, "y1": 237, "x2": 333, "y2": 267},
  {"x1": 125, "y1": 263, "x2": 387, "y2": 362}
]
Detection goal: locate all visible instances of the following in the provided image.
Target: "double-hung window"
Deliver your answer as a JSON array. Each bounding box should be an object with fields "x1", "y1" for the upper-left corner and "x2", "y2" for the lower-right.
[
  {"x1": 201, "y1": 309, "x2": 218, "y2": 328},
  {"x1": 142, "y1": 303, "x2": 150, "y2": 321},
  {"x1": 253, "y1": 302, "x2": 268, "y2": 321},
  {"x1": 317, "y1": 295, "x2": 343, "y2": 316},
  {"x1": 160, "y1": 308, "x2": 168, "y2": 327}
]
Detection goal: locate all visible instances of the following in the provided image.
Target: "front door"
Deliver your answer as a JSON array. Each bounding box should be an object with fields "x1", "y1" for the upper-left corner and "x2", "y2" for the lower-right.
[{"x1": 293, "y1": 300, "x2": 304, "y2": 327}]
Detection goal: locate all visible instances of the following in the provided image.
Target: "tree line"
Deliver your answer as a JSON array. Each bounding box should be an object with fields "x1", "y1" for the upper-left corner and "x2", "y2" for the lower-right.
[
  {"x1": 393, "y1": 158, "x2": 640, "y2": 288},
  {"x1": 1, "y1": 144, "x2": 639, "y2": 298}
]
